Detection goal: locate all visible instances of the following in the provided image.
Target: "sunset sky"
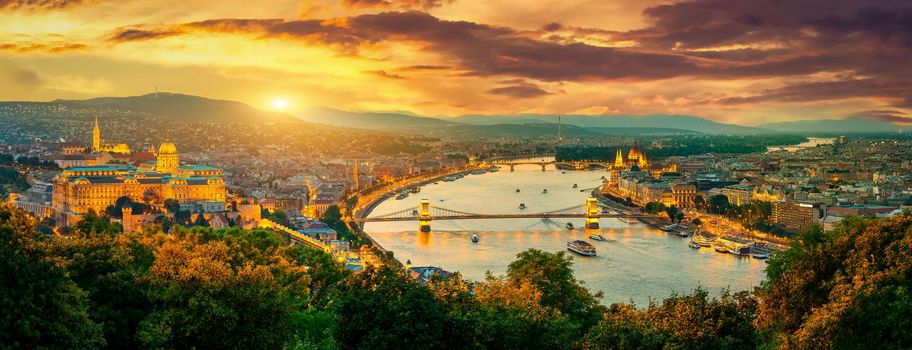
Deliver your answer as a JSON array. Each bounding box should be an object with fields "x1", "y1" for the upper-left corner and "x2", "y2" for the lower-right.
[{"x1": 1, "y1": 0, "x2": 910, "y2": 125}]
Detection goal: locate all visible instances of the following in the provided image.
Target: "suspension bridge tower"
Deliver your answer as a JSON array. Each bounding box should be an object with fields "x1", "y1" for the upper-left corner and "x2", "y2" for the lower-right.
[
  {"x1": 585, "y1": 197, "x2": 600, "y2": 229},
  {"x1": 418, "y1": 199, "x2": 432, "y2": 232}
]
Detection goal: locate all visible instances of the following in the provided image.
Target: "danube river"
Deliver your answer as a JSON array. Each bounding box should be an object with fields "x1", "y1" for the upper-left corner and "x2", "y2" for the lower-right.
[{"x1": 364, "y1": 165, "x2": 766, "y2": 305}]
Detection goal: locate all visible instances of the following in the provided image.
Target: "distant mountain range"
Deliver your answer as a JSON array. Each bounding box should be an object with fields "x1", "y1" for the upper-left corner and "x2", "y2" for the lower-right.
[
  {"x1": 299, "y1": 107, "x2": 453, "y2": 129},
  {"x1": 758, "y1": 117, "x2": 905, "y2": 134},
  {"x1": 52, "y1": 93, "x2": 298, "y2": 123},
  {"x1": 451, "y1": 114, "x2": 766, "y2": 135},
  {"x1": 6, "y1": 92, "x2": 908, "y2": 136}
]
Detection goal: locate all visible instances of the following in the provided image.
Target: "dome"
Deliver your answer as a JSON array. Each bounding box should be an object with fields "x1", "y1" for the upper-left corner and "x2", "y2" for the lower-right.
[{"x1": 158, "y1": 140, "x2": 178, "y2": 155}]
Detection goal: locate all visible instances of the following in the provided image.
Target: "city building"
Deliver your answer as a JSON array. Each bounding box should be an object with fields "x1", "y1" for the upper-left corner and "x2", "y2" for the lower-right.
[
  {"x1": 52, "y1": 139, "x2": 226, "y2": 226},
  {"x1": 771, "y1": 200, "x2": 827, "y2": 233}
]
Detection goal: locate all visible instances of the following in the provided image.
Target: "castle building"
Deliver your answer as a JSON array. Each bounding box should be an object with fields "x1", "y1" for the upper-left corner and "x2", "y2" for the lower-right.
[{"x1": 52, "y1": 139, "x2": 226, "y2": 226}]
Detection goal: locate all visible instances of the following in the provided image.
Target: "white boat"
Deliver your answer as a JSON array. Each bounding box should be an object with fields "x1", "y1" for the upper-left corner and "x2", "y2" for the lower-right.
[
  {"x1": 675, "y1": 228, "x2": 692, "y2": 237},
  {"x1": 619, "y1": 217, "x2": 640, "y2": 224},
  {"x1": 566, "y1": 222, "x2": 575, "y2": 230},
  {"x1": 567, "y1": 240, "x2": 597, "y2": 256},
  {"x1": 589, "y1": 234, "x2": 606, "y2": 241},
  {"x1": 471, "y1": 234, "x2": 479, "y2": 243},
  {"x1": 688, "y1": 241, "x2": 701, "y2": 249}
]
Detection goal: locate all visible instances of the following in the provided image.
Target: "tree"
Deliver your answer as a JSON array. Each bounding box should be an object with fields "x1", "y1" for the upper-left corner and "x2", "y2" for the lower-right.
[
  {"x1": 708, "y1": 195, "x2": 730, "y2": 214},
  {"x1": 0, "y1": 205, "x2": 104, "y2": 349},
  {"x1": 506, "y1": 249, "x2": 605, "y2": 331},
  {"x1": 193, "y1": 213, "x2": 210, "y2": 227},
  {"x1": 692, "y1": 218, "x2": 702, "y2": 226},
  {"x1": 332, "y1": 266, "x2": 455, "y2": 350},
  {"x1": 164, "y1": 198, "x2": 181, "y2": 213},
  {"x1": 665, "y1": 205, "x2": 679, "y2": 223},
  {"x1": 693, "y1": 195, "x2": 706, "y2": 211},
  {"x1": 142, "y1": 188, "x2": 162, "y2": 205},
  {"x1": 756, "y1": 216, "x2": 912, "y2": 349}
]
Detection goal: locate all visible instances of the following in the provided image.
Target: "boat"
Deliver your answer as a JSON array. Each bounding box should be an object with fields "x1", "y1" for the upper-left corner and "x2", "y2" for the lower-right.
[
  {"x1": 567, "y1": 240, "x2": 597, "y2": 256},
  {"x1": 471, "y1": 169, "x2": 487, "y2": 175},
  {"x1": 727, "y1": 246, "x2": 752, "y2": 256},
  {"x1": 519, "y1": 203, "x2": 527, "y2": 210},
  {"x1": 619, "y1": 217, "x2": 640, "y2": 224},
  {"x1": 713, "y1": 242, "x2": 729, "y2": 253},
  {"x1": 688, "y1": 241, "x2": 701, "y2": 249},
  {"x1": 751, "y1": 251, "x2": 770, "y2": 259},
  {"x1": 471, "y1": 234, "x2": 479, "y2": 243},
  {"x1": 660, "y1": 224, "x2": 679, "y2": 232},
  {"x1": 589, "y1": 234, "x2": 606, "y2": 241},
  {"x1": 542, "y1": 189, "x2": 548, "y2": 194},
  {"x1": 572, "y1": 184, "x2": 578, "y2": 188},
  {"x1": 488, "y1": 166, "x2": 500, "y2": 172},
  {"x1": 395, "y1": 192, "x2": 408, "y2": 200},
  {"x1": 566, "y1": 222, "x2": 575, "y2": 230},
  {"x1": 675, "y1": 227, "x2": 693, "y2": 237},
  {"x1": 515, "y1": 188, "x2": 521, "y2": 193},
  {"x1": 409, "y1": 187, "x2": 420, "y2": 193},
  {"x1": 691, "y1": 232, "x2": 717, "y2": 247}
]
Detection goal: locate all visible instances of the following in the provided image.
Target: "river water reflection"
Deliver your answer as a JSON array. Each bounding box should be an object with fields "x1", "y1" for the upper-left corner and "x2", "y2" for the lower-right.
[{"x1": 364, "y1": 164, "x2": 766, "y2": 305}]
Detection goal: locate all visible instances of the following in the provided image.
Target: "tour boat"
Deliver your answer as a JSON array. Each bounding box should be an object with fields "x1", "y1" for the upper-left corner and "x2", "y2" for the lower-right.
[
  {"x1": 471, "y1": 169, "x2": 487, "y2": 175},
  {"x1": 572, "y1": 184, "x2": 578, "y2": 188},
  {"x1": 471, "y1": 234, "x2": 479, "y2": 243},
  {"x1": 395, "y1": 192, "x2": 408, "y2": 200},
  {"x1": 688, "y1": 241, "x2": 701, "y2": 249},
  {"x1": 542, "y1": 189, "x2": 548, "y2": 194},
  {"x1": 566, "y1": 222, "x2": 575, "y2": 230},
  {"x1": 567, "y1": 240, "x2": 597, "y2": 256},
  {"x1": 660, "y1": 224, "x2": 678, "y2": 232},
  {"x1": 589, "y1": 234, "x2": 606, "y2": 241},
  {"x1": 620, "y1": 217, "x2": 640, "y2": 224},
  {"x1": 751, "y1": 251, "x2": 770, "y2": 259},
  {"x1": 519, "y1": 203, "x2": 527, "y2": 209}
]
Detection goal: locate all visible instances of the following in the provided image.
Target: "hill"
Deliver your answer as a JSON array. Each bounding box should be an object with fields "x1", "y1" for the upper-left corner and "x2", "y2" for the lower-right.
[
  {"x1": 298, "y1": 107, "x2": 453, "y2": 130},
  {"x1": 425, "y1": 123, "x2": 601, "y2": 139},
  {"x1": 53, "y1": 92, "x2": 299, "y2": 123},
  {"x1": 759, "y1": 117, "x2": 905, "y2": 134},
  {"x1": 451, "y1": 114, "x2": 769, "y2": 135}
]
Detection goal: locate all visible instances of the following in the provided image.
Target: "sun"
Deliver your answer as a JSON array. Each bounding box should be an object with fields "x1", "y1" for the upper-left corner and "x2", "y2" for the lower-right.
[{"x1": 270, "y1": 98, "x2": 289, "y2": 110}]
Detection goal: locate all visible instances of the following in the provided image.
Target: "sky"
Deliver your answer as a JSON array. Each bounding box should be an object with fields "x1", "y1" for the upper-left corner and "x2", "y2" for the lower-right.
[{"x1": 1, "y1": 0, "x2": 910, "y2": 126}]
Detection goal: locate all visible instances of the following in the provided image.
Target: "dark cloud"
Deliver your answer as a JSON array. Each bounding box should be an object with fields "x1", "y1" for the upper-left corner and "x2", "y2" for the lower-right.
[
  {"x1": 342, "y1": 0, "x2": 454, "y2": 10},
  {"x1": 367, "y1": 70, "x2": 406, "y2": 79},
  {"x1": 853, "y1": 110, "x2": 912, "y2": 124},
  {"x1": 0, "y1": 0, "x2": 90, "y2": 10},
  {"x1": 109, "y1": 2, "x2": 912, "y2": 114},
  {"x1": 488, "y1": 82, "x2": 550, "y2": 98},
  {"x1": 396, "y1": 65, "x2": 450, "y2": 71},
  {"x1": 108, "y1": 28, "x2": 182, "y2": 42},
  {"x1": 0, "y1": 42, "x2": 88, "y2": 52}
]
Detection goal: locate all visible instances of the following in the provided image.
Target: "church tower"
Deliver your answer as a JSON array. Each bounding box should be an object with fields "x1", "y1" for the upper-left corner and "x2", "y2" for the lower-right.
[
  {"x1": 614, "y1": 149, "x2": 624, "y2": 168},
  {"x1": 92, "y1": 115, "x2": 101, "y2": 152}
]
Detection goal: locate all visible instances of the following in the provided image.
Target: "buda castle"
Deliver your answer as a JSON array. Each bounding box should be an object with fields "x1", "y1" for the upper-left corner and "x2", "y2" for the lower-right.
[{"x1": 52, "y1": 119, "x2": 227, "y2": 226}]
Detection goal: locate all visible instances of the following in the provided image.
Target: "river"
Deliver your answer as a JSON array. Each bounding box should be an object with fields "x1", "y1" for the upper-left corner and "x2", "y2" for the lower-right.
[
  {"x1": 364, "y1": 164, "x2": 767, "y2": 305},
  {"x1": 766, "y1": 137, "x2": 836, "y2": 152}
]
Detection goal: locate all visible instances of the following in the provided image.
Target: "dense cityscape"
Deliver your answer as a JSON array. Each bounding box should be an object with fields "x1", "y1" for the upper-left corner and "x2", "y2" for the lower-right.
[{"x1": 3, "y1": 0, "x2": 912, "y2": 349}]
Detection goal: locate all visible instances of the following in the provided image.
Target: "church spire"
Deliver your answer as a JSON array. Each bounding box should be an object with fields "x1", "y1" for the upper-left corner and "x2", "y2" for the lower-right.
[
  {"x1": 614, "y1": 149, "x2": 624, "y2": 168},
  {"x1": 92, "y1": 115, "x2": 101, "y2": 152}
]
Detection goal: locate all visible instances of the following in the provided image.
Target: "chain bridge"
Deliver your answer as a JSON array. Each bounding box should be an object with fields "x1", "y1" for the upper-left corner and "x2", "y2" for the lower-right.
[{"x1": 354, "y1": 197, "x2": 658, "y2": 232}]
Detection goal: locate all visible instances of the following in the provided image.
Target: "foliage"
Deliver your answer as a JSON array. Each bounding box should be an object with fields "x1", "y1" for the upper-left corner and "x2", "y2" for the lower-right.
[{"x1": 756, "y1": 216, "x2": 912, "y2": 349}]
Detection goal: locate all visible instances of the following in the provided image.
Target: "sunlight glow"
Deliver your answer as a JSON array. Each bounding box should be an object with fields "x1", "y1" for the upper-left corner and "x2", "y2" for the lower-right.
[{"x1": 271, "y1": 98, "x2": 289, "y2": 110}]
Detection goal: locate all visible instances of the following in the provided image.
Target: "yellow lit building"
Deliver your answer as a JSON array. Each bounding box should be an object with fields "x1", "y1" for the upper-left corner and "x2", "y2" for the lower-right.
[
  {"x1": 52, "y1": 140, "x2": 226, "y2": 226},
  {"x1": 92, "y1": 115, "x2": 131, "y2": 155}
]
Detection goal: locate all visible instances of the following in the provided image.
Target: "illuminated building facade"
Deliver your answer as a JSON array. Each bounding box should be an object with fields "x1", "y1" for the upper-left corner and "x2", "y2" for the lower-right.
[
  {"x1": 91, "y1": 116, "x2": 131, "y2": 154},
  {"x1": 52, "y1": 140, "x2": 226, "y2": 226}
]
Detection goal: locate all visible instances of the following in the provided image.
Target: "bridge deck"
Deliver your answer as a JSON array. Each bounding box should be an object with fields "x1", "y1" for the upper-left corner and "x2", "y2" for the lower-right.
[{"x1": 356, "y1": 213, "x2": 657, "y2": 222}]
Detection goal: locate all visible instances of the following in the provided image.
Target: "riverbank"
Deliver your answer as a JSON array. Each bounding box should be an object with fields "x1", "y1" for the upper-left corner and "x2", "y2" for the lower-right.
[{"x1": 592, "y1": 185, "x2": 790, "y2": 249}]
